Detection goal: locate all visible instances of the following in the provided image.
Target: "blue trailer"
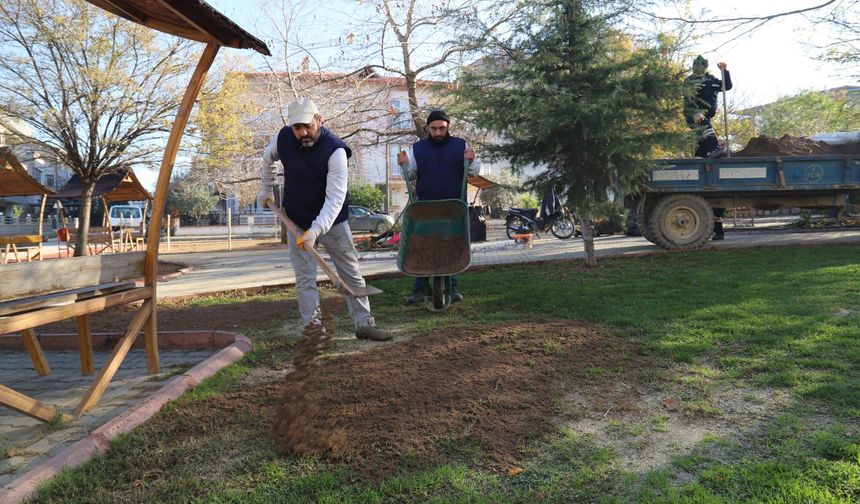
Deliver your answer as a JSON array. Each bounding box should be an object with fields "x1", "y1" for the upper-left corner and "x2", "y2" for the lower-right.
[{"x1": 634, "y1": 154, "x2": 860, "y2": 249}]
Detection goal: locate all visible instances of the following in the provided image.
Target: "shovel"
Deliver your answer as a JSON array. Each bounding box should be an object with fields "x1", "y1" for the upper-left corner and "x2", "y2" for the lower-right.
[
  {"x1": 270, "y1": 206, "x2": 383, "y2": 298},
  {"x1": 719, "y1": 64, "x2": 731, "y2": 158}
]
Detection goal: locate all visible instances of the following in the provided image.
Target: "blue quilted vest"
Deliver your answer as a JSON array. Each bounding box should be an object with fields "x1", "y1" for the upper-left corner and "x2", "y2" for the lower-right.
[
  {"x1": 412, "y1": 136, "x2": 466, "y2": 201},
  {"x1": 277, "y1": 126, "x2": 351, "y2": 230}
]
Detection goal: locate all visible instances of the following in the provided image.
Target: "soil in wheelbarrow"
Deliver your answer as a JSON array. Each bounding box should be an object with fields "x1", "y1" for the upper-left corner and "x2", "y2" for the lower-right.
[
  {"x1": 401, "y1": 203, "x2": 470, "y2": 275},
  {"x1": 402, "y1": 234, "x2": 469, "y2": 275}
]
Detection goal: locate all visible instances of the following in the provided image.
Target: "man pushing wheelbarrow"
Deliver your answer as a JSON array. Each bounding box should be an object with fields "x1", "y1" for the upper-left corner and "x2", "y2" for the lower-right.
[{"x1": 398, "y1": 110, "x2": 481, "y2": 310}]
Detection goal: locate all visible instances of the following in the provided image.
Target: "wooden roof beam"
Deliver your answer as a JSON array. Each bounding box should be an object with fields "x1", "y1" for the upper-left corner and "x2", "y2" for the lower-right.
[{"x1": 98, "y1": 0, "x2": 147, "y2": 25}]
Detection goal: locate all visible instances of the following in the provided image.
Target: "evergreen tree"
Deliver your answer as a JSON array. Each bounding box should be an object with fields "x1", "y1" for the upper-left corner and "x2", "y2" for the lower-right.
[{"x1": 453, "y1": 0, "x2": 687, "y2": 265}]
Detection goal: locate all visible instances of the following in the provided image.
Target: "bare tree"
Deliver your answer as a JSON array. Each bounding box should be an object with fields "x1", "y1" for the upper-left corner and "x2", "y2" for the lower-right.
[
  {"x1": 0, "y1": 0, "x2": 194, "y2": 254},
  {"x1": 344, "y1": 0, "x2": 519, "y2": 140}
]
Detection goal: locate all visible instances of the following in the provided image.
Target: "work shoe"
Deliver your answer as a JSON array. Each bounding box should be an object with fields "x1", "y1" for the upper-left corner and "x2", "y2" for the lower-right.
[
  {"x1": 355, "y1": 325, "x2": 393, "y2": 341},
  {"x1": 405, "y1": 291, "x2": 424, "y2": 305},
  {"x1": 450, "y1": 288, "x2": 464, "y2": 303}
]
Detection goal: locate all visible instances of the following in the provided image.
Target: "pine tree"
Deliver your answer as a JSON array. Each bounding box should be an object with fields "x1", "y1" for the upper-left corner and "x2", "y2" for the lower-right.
[{"x1": 453, "y1": 0, "x2": 687, "y2": 265}]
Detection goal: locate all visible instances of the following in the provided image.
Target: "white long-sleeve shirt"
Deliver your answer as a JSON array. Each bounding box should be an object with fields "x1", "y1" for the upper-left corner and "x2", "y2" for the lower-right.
[{"x1": 259, "y1": 132, "x2": 348, "y2": 237}]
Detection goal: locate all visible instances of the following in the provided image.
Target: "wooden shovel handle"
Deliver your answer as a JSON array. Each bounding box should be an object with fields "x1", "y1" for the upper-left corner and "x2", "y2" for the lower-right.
[{"x1": 270, "y1": 207, "x2": 357, "y2": 297}]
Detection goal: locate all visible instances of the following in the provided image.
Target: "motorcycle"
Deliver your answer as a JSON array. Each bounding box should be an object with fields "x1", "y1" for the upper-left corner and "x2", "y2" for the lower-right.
[{"x1": 505, "y1": 188, "x2": 578, "y2": 240}]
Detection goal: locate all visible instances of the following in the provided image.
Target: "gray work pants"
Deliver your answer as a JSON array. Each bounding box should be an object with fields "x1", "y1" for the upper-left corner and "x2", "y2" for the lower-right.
[{"x1": 288, "y1": 220, "x2": 373, "y2": 328}]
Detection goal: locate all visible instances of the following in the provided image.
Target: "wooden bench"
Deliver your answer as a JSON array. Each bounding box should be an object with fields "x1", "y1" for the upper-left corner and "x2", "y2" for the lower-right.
[
  {"x1": 66, "y1": 227, "x2": 121, "y2": 255},
  {"x1": 0, "y1": 235, "x2": 43, "y2": 264},
  {"x1": 0, "y1": 252, "x2": 156, "y2": 422}
]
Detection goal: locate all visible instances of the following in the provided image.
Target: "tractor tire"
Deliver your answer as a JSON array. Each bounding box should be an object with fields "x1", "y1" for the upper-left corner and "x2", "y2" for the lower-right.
[
  {"x1": 648, "y1": 194, "x2": 713, "y2": 250},
  {"x1": 638, "y1": 198, "x2": 658, "y2": 244}
]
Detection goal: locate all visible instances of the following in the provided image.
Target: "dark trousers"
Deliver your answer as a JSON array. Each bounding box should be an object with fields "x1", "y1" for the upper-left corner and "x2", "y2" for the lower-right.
[
  {"x1": 694, "y1": 117, "x2": 719, "y2": 158},
  {"x1": 713, "y1": 208, "x2": 725, "y2": 236}
]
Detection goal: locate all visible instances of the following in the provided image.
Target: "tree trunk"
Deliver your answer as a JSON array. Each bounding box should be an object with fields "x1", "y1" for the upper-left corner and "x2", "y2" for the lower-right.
[
  {"x1": 580, "y1": 217, "x2": 597, "y2": 267},
  {"x1": 74, "y1": 183, "x2": 96, "y2": 257}
]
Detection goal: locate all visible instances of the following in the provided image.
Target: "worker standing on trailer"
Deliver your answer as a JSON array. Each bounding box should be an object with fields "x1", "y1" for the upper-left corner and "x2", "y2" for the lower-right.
[
  {"x1": 257, "y1": 97, "x2": 393, "y2": 341},
  {"x1": 397, "y1": 110, "x2": 481, "y2": 305},
  {"x1": 684, "y1": 55, "x2": 732, "y2": 240}
]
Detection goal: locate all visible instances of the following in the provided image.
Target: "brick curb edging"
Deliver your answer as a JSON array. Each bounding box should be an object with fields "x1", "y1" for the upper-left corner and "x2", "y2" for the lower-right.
[{"x1": 0, "y1": 331, "x2": 252, "y2": 504}]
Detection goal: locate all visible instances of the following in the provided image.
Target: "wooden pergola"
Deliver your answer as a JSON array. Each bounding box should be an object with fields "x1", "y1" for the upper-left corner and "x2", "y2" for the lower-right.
[
  {"x1": 53, "y1": 169, "x2": 153, "y2": 228},
  {"x1": 0, "y1": 0, "x2": 269, "y2": 423},
  {"x1": 0, "y1": 147, "x2": 56, "y2": 263}
]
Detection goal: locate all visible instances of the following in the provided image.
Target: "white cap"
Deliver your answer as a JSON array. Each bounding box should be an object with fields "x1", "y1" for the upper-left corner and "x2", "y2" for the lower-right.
[{"x1": 287, "y1": 97, "x2": 319, "y2": 126}]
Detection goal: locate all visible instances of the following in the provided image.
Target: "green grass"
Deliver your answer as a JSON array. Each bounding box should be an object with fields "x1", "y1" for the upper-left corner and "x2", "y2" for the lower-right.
[{"x1": 31, "y1": 244, "x2": 860, "y2": 503}]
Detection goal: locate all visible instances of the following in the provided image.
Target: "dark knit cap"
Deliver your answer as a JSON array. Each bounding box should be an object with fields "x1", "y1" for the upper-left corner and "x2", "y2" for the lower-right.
[{"x1": 426, "y1": 110, "x2": 450, "y2": 125}]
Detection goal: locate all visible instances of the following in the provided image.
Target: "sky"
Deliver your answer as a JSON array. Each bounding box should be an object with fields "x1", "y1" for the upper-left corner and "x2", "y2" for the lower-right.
[
  {"x1": 137, "y1": 0, "x2": 858, "y2": 190},
  {"x1": 202, "y1": 0, "x2": 856, "y2": 105}
]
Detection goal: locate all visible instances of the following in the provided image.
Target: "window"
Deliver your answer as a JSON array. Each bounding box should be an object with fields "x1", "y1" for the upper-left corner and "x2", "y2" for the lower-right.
[
  {"x1": 45, "y1": 172, "x2": 56, "y2": 188},
  {"x1": 389, "y1": 99, "x2": 411, "y2": 130}
]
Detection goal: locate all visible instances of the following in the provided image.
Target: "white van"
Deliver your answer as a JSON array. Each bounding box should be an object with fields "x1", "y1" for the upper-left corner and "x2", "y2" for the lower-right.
[{"x1": 108, "y1": 205, "x2": 144, "y2": 229}]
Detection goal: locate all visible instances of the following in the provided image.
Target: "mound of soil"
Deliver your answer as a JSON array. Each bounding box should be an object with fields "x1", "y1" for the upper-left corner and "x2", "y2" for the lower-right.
[{"x1": 735, "y1": 134, "x2": 860, "y2": 157}]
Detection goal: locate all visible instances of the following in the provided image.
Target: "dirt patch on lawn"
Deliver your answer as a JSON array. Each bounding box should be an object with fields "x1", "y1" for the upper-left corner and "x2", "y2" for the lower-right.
[{"x1": 174, "y1": 319, "x2": 649, "y2": 480}]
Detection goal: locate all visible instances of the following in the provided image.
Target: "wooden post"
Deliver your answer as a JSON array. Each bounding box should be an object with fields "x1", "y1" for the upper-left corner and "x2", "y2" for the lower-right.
[
  {"x1": 75, "y1": 300, "x2": 152, "y2": 416},
  {"x1": 21, "y1": 328, "x2": 50, "y2": 376},
  {"x1": 227, "y1": 206, "x2": 232, "y2": 251},
  {"x1": 76, "y1": 315, "x2": 94, "y2": 375},
  {"x1": 0, "y1": 384, "x2": 69, "y2": 423},
  {"x1": 142, "y1": 42, "x2": 219, "y2": 374},
  {"x1": 37, "y1": 194, "x2": 47, "y2": 261}
]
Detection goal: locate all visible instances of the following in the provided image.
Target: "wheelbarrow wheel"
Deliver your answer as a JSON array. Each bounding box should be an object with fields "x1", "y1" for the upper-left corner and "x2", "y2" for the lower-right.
[
  {"x1": 429, "y1": 276, "x2": 454, "y2": 311},
  {"x1": 432, "y1": 276, "x2": 445, "y2": 310}
]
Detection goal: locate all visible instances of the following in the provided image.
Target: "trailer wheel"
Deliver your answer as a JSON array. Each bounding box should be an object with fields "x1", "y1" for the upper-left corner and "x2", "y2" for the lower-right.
[{"x1": 649, "y1": 194, "x2": 713, "y2": 250}]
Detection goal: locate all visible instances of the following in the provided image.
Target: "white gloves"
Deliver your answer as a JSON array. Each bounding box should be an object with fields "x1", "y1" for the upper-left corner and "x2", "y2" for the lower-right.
[
  {"x1": 296, "y1": 229, "x2": 317, "y2": 251},
  {"x1": 259, "y1": 158, "x2": 278, "y2": 209}
]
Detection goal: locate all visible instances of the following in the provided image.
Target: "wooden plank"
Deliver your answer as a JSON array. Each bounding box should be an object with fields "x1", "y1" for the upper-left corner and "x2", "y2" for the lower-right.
[
  {"x1": 0, "y1": 384, "x2": 67, "y2": 423},
  {"x1": 0, "y1": 281, "x2": 136, "y2": 317},
  {"x1": 74, "y1": 300, "x2": 152, "y2": 416},
  {"x1": 0, "y1": 287, "x2": 152, "y2": 334},
  {"x1": 0, "y1": 252, "x2": 144, "y2": 302},
  {"x1": 21, "y1": 328, "x2": 50, "y2": 376},
  {"x1": 0, "y1": 235, "x2": 42, "y2": 245},
  {"x1": 145, "y1": 309, "x2": 159, "y2": 374},
  {"x1": 76, "y1": 315, "x2": 94, "y2": 375}
]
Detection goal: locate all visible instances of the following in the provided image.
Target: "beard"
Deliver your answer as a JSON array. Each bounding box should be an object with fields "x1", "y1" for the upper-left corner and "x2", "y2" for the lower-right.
[
  {"x1": 430, "y1": 133, "x2": 450, "y2": 146},
  {"x1": 299, "y1": 137, "x2": 316, "y2": 148}
]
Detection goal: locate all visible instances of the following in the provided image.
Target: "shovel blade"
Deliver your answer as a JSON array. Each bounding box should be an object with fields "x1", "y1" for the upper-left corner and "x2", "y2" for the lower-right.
[{"x1": 338, "y1": 284, "x2": 383, "y2": 297}]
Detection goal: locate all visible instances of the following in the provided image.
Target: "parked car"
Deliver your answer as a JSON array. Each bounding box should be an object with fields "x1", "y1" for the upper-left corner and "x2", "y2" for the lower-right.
[
  {"x1": 348, "y1": 205, "x2": 394, "y2": 234},
  {"x1": 108, "y1": 204, "x2": 144, "y2": 229}
]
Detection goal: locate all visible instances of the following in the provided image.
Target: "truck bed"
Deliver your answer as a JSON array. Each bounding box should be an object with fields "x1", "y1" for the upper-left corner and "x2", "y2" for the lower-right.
[{"x1": 648, "y1": 155, "x2": 860, "y2": 193}]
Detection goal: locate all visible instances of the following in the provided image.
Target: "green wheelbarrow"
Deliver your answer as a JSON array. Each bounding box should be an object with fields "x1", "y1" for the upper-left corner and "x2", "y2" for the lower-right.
[{"x1": 397, "y1": 161, "x2": 471, "y2": 311}]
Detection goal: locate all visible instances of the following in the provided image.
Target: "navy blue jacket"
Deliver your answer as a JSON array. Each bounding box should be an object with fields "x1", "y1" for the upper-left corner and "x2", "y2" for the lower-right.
[
  {"x1": 277, "y1": 126, "x2": 351, "y2": 230},
  {"x1": 413, "y1": 136, "x2": 467, "y2": 201},
  {"x1": 684, "y1": 70, "x2": 732, "y2": 127}
]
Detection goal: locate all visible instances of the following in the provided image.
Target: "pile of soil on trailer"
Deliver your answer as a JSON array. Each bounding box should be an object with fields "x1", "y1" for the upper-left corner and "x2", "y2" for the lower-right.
[{"x1": 735, "y1": 134, "x2": 860, "y2": 157}]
